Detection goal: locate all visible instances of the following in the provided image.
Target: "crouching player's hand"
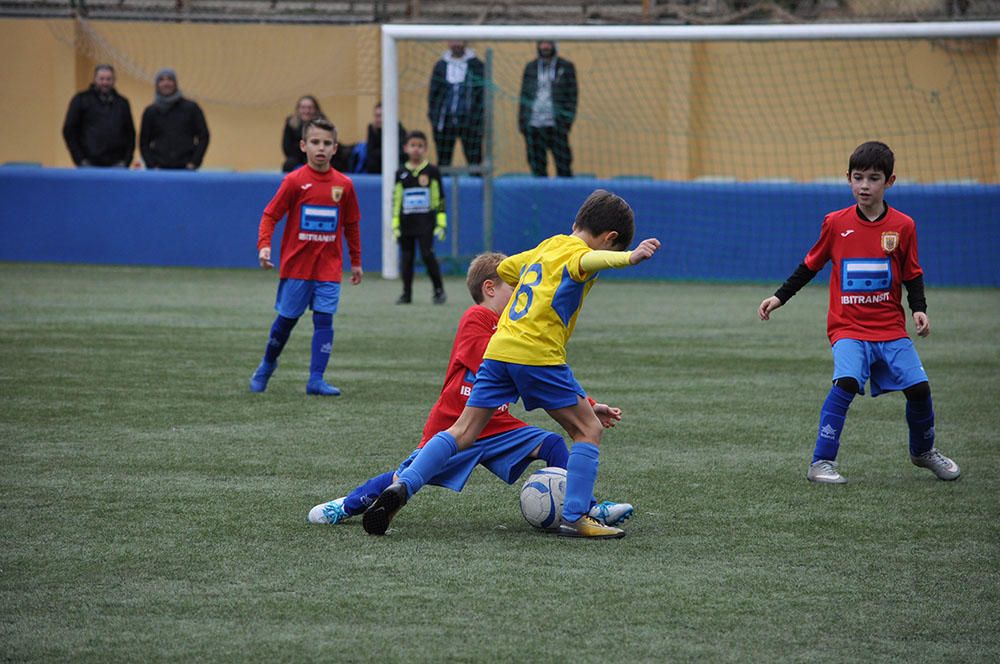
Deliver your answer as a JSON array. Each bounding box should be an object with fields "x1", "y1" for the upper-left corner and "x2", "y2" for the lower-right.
[
  {"x1": 592, "y1": 402, "x2": 622, "y2": 429},
  {"x1": 629, "y1": 238, "x2": 661, "y2": 265}
]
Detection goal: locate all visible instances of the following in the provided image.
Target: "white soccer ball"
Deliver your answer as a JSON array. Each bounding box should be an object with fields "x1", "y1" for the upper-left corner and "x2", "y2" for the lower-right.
[{"x1": 519, "y1": 466, "x2": 567, "y2": 531}]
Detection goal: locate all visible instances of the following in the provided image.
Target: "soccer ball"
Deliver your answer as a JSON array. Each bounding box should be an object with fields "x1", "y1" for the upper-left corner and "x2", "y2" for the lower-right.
[{"x1": 519, "y1": 466, "x2": 567, "y2": 531}]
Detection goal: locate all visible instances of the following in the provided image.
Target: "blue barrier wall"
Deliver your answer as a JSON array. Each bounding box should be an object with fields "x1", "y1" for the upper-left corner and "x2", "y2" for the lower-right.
[{"x1": 1, "y1": 167, "x2": 997, "y2": 286}]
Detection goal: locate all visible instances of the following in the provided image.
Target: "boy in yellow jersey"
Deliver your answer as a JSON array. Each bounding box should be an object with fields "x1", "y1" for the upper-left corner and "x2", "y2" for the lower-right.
[{"x1": 363, "y1": 189, "x2": 660, "y2": 538}]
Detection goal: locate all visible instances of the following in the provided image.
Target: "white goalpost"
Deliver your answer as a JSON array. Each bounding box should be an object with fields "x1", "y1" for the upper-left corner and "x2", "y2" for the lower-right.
[{"x1": 380, "y1": 21, "x2": 1000, "y2": 279}]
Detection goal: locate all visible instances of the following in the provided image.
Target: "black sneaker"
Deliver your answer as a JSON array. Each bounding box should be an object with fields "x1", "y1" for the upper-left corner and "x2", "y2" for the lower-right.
[
  {"x1": 432, "y1": 290, "x2": 447, "y2": 305},
  {"x1": 362, "y1": 481, "x2": 408, "y2": 535},
  {"x1": 396, "y1": 294, "x2": 412, "y2": 305}
]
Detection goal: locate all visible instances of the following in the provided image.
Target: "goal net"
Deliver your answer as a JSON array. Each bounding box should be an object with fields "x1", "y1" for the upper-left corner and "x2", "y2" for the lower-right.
[{"x1": 380, "y1": 23, "x2": 999, "y2": 285}]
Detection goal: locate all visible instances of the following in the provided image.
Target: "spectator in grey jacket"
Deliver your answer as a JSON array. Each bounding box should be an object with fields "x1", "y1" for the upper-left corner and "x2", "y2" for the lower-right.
[
  {"x1": 518, "y1": 41, "x2": 578, "y2": 177},
  {"x1": 140, "y1": 69, "x2": 210, "y2": 170},
  {"x1": 62, "y1": 64, "x2": 135, "y2": 167}
]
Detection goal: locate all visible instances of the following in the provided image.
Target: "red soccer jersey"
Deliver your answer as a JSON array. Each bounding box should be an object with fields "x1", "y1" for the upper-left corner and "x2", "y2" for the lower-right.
[
  {"x1": 257, "y1": 165, "x2": 361, "y2": 281},
  {"x1": 419, "y1": 305, "x2": 527, "y2": 446},
  {"x1": 803, "y1": 205, "x2": 923, "y2": 345}
]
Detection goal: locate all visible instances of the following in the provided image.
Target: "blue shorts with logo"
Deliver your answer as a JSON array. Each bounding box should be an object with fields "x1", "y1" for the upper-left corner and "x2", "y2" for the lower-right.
[
  {"x1": 831, "y1": 337, "x2": 928, "y2": 397},
  {"x1": 396, "y1": 426, "x2": 563, "y2": 492},
  {"x1": 274, "y1": 278, "x2": 341, "y2": 317},
  {"x1": 467, "y1": 359, "x2": 586, "y2": 412}
]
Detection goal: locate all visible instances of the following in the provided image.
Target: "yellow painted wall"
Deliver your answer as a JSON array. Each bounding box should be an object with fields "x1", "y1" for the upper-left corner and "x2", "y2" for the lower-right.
[{"x1": 1, "y1": 17, "x2": 996, "y2": 182}]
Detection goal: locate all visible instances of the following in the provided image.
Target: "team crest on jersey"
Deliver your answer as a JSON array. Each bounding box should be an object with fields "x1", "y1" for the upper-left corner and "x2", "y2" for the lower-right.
[
  {"x1": 418, "y1": 174, "x2": 430, "y2": 187},
  {"x1": 881, "y1": 231, "x2": 899, "y2": 253},
  {"x1": 330, "y1": 186, "x2": 344, "y2": 203}
]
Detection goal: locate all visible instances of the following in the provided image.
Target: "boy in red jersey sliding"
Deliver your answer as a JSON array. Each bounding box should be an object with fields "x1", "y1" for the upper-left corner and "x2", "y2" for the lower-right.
[
  {"x1": 758, "y1": 141, "x2": 960, "y2": 484},
  {"x1": 308, "y1": 252, "x2": 633, "y2": 528},
  {"x1": 250, "y1": 117, "x2": 363, "y2": 396}
]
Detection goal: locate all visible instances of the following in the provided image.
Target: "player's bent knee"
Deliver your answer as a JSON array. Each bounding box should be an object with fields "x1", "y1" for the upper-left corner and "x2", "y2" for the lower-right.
[
  {"x1": 834, "y1": 377, "x2": 860, "y2": 394},
  {"x1": 903, "y1": 381, "x2": 931, "y2": 402}
]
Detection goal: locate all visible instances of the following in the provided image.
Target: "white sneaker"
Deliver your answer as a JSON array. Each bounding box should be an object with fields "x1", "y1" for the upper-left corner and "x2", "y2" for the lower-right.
[
  {"x1": 910, "y1": 448, "x2": 961, "y2": 481},
  {"x1": 807, "y1": 459, "x2": 848, "y2": 484},
  {"x1": 588, "y1": 501, "x2": 634, "y2": 526},
  {"x1": 308, "y1": 497, "x2": 351, "y2": 524}
]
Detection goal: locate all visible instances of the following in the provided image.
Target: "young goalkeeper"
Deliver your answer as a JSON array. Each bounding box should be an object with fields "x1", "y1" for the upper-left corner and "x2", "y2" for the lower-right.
[
  {"x1": 363, "y1": 189, "x2": 660, "y2": 539},
  {"x1": 308, "y1": 252, "x2": 633, "y2": 528},
  {"x1": 758, "y1": 141, "x2": 960, "y2": 484}
]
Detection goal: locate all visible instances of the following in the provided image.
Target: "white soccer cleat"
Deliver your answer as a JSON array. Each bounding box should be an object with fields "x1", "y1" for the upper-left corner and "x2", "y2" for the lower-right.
[
  {"x1": 807, "y1": 459, "x2": 848, "y2": 484},
  {"x1": 308, "y1": 497, "x2": 351, "y2": 524},
  {"x1": 589, "y1": 501, "x2": 634, "y2": 526},
  {"x1": 910, "y1": 448, "x2": 961, "y2": 481}
]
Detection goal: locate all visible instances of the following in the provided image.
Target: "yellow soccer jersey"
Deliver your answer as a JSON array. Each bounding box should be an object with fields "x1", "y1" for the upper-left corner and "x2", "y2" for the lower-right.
[{"x1": 484, "y1": 234, "x2": 598, "y2": 366}]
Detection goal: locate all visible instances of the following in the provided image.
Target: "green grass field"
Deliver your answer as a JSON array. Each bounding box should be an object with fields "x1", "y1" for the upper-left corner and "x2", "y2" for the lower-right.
[{"x1": 2, "y1": 263, "x2": 998, "y2": 662}]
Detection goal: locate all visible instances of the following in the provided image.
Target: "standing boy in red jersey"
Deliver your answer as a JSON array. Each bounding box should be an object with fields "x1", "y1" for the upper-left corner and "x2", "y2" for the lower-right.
[
  {"x1": 250, "y1": 117, "x2": 363, "y2": 396},
  {"x1": 758, "y1": 141, "x2": 960, "y2": 484}
]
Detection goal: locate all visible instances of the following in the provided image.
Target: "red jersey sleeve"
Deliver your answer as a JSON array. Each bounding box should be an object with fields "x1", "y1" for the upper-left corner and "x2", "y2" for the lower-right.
[
  {"x1": 340, "y1": 181, "x2": 362, "y2": 268},
  {"x1": 257, "y1": 175, "x2": 297, "y2": 251},
  {"x1": 803, "y1": 213, "x2": 834, "y2": 272}
]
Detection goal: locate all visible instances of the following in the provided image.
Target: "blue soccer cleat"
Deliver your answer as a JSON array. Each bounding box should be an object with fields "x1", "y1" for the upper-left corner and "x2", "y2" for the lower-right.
[
  {"x1": 249, "y1": 360, "x2": 277, "y2": 393},
  {"x1": 306, "y1": 379, "x2": 341, "y2": 396},
  {"x1": 589, "y1": 500, "x2": 634, "y2": 527},
  {"x1": 308, "y1": 497, "x2": 351, "y2": 524}
]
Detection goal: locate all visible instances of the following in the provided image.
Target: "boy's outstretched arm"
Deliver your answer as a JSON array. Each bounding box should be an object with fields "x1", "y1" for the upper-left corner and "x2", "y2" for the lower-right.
[{"x1": 579, "y1": 238, "x2": 661, "y2": 274}]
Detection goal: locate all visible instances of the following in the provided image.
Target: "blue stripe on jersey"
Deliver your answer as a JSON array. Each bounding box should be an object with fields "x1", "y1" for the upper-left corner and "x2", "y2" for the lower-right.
[
  {"x1": 842, "y1": 258, "x2": 891, "y2": 292},
  {"x1": 300, "y1": 205, "x2": 339, "y2": 233},
  {"x1": 551, "y1": 266, "x2": 591, "y2": 327}
]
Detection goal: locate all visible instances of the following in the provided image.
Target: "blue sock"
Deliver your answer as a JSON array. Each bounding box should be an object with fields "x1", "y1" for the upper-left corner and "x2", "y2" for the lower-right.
[
  {"x1": 309, "y1": 312, "x2": 334, "y2": 381},
  {"x1": 344, "y1": 471, "x2": 394, "y2": 516},
  {"x1": 396, "y1": 432, "x2": 458, "y2": 497},
  {"x1": 562, "y1": 442, "x2": 600, "y2": 523},
  {"x1": 812, "y1": 385, "x2": 855, "y2": 463},
  {"x1": 906, "y1": 397, "x2": 935, "y2": 457},
  {"x1": 537, "y1": 433, "x2": 569, "y2": 469},
  {"x1": 263, "y1": 315, "x2": 297, "y2": 364}
]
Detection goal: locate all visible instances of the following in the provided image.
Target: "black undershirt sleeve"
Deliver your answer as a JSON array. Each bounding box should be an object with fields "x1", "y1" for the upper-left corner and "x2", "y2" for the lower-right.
[
  {"x1": 774, "y1": 262, "x2": 819, "y2": 304},
  {"x1": 904, "y1": 274, "x2": 927, "y2": 313}
]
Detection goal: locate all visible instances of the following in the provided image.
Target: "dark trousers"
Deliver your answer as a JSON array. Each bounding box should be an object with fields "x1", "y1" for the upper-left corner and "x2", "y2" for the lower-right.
[
  {"x1": 525, "y1": 126, "x2": 572, "y2": 177},
  {"x1": 399, "y1": 233, "x2": 443, "y2": 296},
  {"x1": 433, "y1": 125, "x2": 482, "y2": 167}
]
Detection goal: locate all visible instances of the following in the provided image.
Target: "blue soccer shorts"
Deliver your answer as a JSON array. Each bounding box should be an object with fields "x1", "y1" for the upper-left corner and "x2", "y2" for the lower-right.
[
  {"x1": 467, "y1": 359, "x2": 586, "y2": 412},
  {"x1": 396, "y1": 426, "x2": 562, "y2": 492},
  {"x1": 274, "y1": 278, "x2": 341, "y2": 317},
  {"x1": 831, "y1": 337, "x2": 929, "y2": 397}
]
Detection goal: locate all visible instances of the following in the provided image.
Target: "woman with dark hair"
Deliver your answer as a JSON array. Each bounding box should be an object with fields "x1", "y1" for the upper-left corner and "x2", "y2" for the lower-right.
[{"x1": 281, "y1": 95, "x2": 323, "y2": 172}]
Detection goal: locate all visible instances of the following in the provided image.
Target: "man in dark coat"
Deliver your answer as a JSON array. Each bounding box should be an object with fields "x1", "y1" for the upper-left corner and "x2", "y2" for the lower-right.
[
  {"x1": 139, "y1": 68, "x2": 210, "y2": 170},
  {"x1": 518, "y1": 41, "x2": 578, "y2": 177},
  {"x1": 427, "y1": 41, "x2": 485, "y2": 168},
  {"x1": 62, "y1": 64, "x2": 135, "y2": 168}
]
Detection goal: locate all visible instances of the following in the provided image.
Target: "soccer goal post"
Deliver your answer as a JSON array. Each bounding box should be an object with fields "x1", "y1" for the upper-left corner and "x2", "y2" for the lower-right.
[{"x1": 380, "y1": 22, "x2": 1000, "y2": 280}]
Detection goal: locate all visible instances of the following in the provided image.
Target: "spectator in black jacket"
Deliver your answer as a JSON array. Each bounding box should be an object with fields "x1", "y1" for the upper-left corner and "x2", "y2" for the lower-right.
[
  {"x1": 62, "y1": 64, "x2": 135, "y2": 168},
  {"x1": 518, "y1": 41, "x2": 578, "y2": 177},
  {"x1": 140, "y1": 69, "x2": 209, "y2": 170},
  {"x1": 428, "y1": 41, "x2": 484, "y2": 168},
  {"x1": 281, "y1": 95, "x2": 323, "y2": 172},
  {"x1": 363, "y1": 101, "x2": 406, "y2": 174}
]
